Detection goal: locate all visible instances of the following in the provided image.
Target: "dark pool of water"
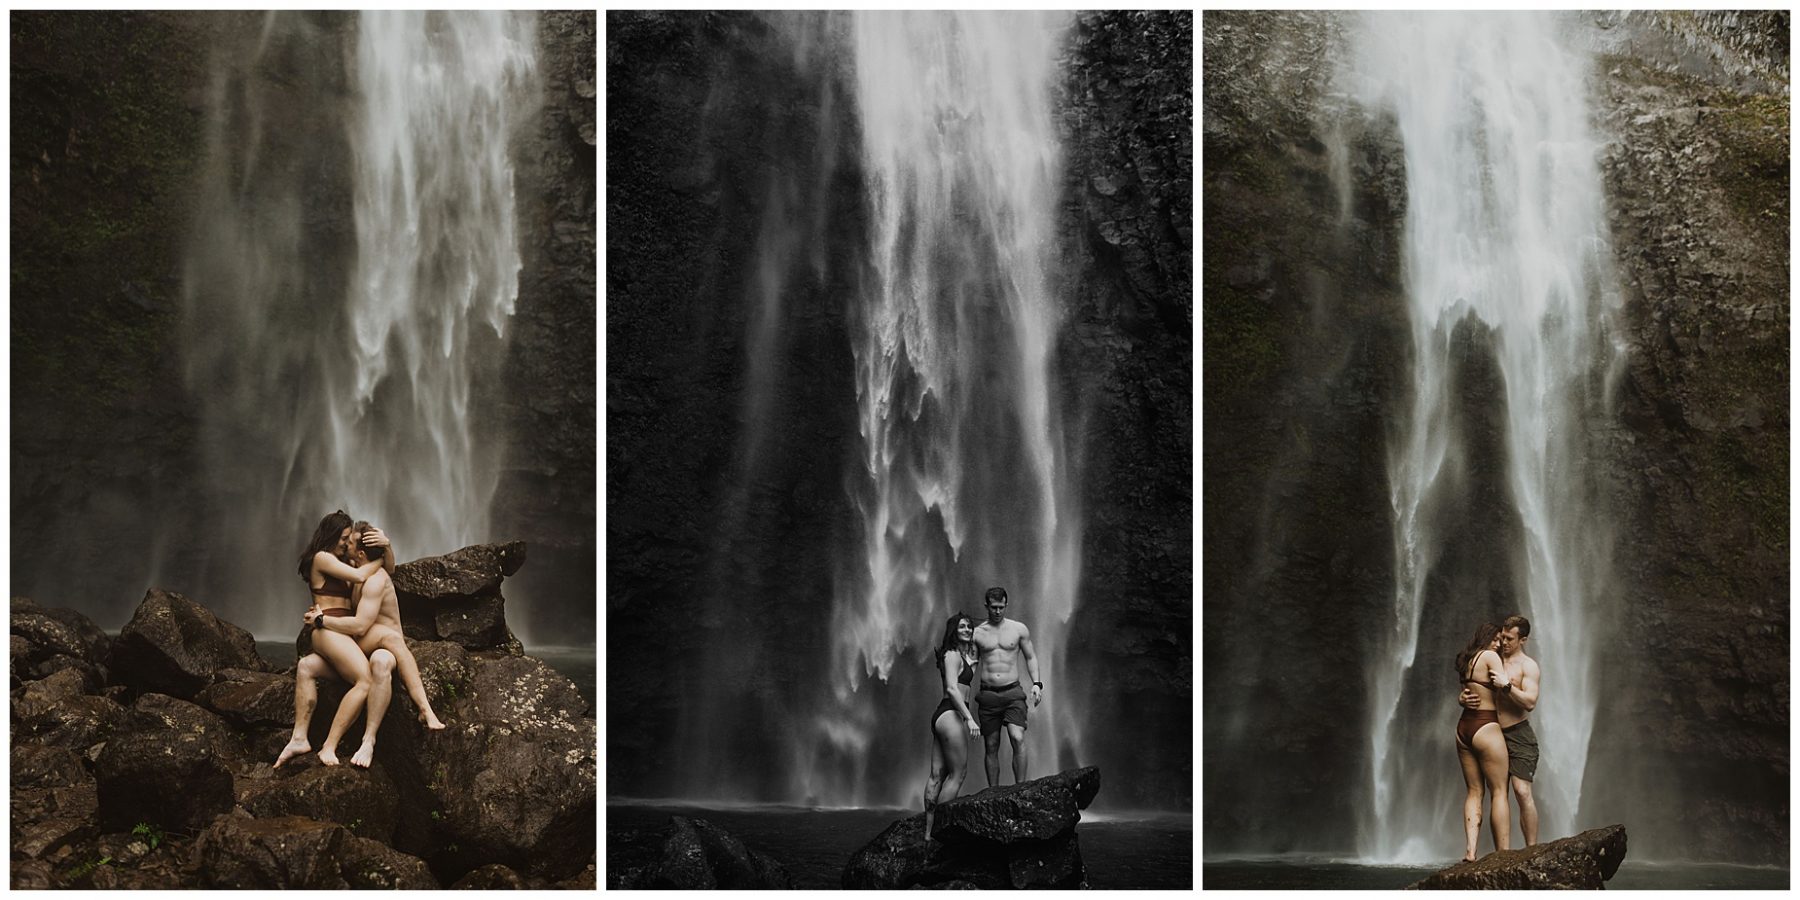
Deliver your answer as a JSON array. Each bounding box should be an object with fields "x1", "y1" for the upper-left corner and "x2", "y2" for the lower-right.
[
  {"x1": 1202, "y1": 859, "x2": 1788, "y2": 890},
  {"x1": 608, "y1": 803, "x2": 1193, "y2": 888},
  {"x1": 254, "y1": 641, "x2": 595, "y2": 710}
]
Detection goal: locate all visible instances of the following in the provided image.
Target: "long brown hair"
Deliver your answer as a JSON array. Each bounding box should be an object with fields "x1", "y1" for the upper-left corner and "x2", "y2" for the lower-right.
[
  {"x1": 1454, "y1": 622, "x2": 1501, "y2": 682},
  {"x1": 935, "y1": 613, "x2": 975, "y2": 681},
  {"x1": 298, "y1": 510, "x2": 353, "y2": 580}
]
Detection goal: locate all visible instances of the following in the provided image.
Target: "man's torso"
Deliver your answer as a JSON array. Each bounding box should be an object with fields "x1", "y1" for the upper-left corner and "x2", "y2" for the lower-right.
[{"x1": 973, "y1": 618, "x2": 1026, "y2": 687}]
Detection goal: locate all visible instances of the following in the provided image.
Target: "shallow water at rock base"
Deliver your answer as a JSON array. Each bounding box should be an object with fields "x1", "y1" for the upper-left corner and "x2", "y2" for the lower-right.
[
  {"x1": 608, "y1": 803, "x2": 1192, "y2": 888},
  {"x1": 1202, "y1": 859, "x2": 1788, "y2": 890}
]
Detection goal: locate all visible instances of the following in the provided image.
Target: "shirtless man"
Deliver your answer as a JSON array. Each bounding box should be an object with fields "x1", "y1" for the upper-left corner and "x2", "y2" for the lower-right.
[
  {"x1": 311, "y1": 522, "x2": 447, "y2": 766},
  {"x1": 1461, "y1": 614, "x2": 1541, "y2": 844},
  {"x1": 971, "y1": 587, "x2": 1042, "y2": 786}
]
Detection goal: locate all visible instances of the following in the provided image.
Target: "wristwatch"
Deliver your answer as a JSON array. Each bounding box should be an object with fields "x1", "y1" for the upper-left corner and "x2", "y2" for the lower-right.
[{"x1": 1033, "y1": 681, "x2": 1044, "y2": 689}]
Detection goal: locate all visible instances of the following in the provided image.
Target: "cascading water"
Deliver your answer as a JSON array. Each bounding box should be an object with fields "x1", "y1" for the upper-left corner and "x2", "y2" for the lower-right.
[
  {"x1": 794, "y1": 10, "x2": 1085, "y2": 807},
  {"x1": 1343, "y1": 12, "x2": 1622, "y2": 860},
  {"x1": 180, "y1": 11, "x2": 537, "y2": 637}
]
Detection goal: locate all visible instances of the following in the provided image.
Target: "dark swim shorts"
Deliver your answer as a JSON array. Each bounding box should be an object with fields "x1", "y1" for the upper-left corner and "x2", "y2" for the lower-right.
[
  {"x1": 1503, "y1": 719, "x2": 1539, "y2": 782},
  {"x1": 976, "y1": 681, "x2": 1029, "y2": 732}
]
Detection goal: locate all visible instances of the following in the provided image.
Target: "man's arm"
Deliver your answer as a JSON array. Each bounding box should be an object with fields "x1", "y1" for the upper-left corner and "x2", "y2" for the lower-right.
[
  {"x1": 1020, "y1": 625, "x2": 1042, "y2": 706},
  {"x1": 319, "y1": 577, "x2": 382, "y2": 638}
]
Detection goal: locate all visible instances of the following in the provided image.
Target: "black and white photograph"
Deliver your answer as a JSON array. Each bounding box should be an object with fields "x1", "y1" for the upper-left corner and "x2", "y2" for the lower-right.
[{"x1": 606, "y1": 10, "x2": 1192, "y2": 889}]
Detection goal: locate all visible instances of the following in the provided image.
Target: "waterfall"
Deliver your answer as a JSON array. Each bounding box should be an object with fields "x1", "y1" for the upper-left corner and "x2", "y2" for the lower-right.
[
  {"x1": 180, "y1": 11, "x2": 537, "y2": 637},
  {"x1": 1343, "y1": 12, "x2": 1622, "y2": 860},
  {"x1": 793, "y1": 10, "x2": 1085, "y2": 806}
]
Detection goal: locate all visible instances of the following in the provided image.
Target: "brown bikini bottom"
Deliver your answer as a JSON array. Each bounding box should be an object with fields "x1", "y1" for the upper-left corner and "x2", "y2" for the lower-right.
[{"x1": 1456, "y1": 709, "x2": 1500, "y2": 747}]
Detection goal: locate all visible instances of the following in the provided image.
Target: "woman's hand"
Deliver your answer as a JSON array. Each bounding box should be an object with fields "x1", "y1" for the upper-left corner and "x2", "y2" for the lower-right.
[
  {"x1": 965, "y1": 717, "x2": 980, "y2": 738},
  {"x1": 360, "y1": 527, "x2": 389, "y2": 548}
]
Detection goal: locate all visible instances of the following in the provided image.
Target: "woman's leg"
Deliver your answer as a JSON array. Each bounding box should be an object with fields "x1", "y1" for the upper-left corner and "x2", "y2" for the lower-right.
[
  {"x1": 1473, "y1": 724, "x2": 1512, "y2": 853},
  {"x1": 359, "y1": 625, "x2": 445, "y2": 729},
  {"x1": 313, "y1": 629, "x2": 375, "y2": 766},
  {"x1": 350, "y1": 649, "x2": 396, "y2": 768},
  {"x1": 924, "y1": 714, "x2": 949, "y2": 837},
  {"x1": 938, "y1": 712, "x2": 970, "y2": 806},
  {"x1": 1455, "y1": 739, "x2": 1482, "y2": 861},
  {"x1": 274, "y1": 652, "x2": 333, "y2": 767}
]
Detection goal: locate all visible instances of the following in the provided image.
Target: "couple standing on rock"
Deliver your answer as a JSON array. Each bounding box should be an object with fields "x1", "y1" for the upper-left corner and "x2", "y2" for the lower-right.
[
  {"x1": 923, "y1": 587, "x2": 1043, "y2": 836},
  {"x1": 273, "y1": 510, "x2": 447, "y2": 770},
  {"x1": 1452, "y1": 615, "x2": 1543, "y2": 862}
]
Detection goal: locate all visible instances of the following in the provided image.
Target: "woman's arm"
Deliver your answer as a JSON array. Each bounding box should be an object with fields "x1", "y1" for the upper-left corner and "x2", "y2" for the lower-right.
[
  {"x1": 360, "y1": 527, "x2": 397, "y2": 574},
  {"x1": 313, "y1": 551, "x2": 385, "y2": 585},
  {"x1": 1482, "y1": 651, "x2": 1511, "y2": 689},
  {"x1": 944, "y1": 652, "x2": 977, "y2": 731},
  {"x1": 319, "y1": 581, "x2": 380, "y2": 638}
]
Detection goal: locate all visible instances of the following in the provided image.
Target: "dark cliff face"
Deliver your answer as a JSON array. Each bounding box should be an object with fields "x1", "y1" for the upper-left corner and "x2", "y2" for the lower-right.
[
  {"x1": 605, "y1": 11, "x2": 1193, "y2": 809},
  {"x1": 1202, "y1": 11, "x2": 1787, "y2": 863},
  {"x1": 10, "y1": 12, "x2": 597, "y2": 634}
]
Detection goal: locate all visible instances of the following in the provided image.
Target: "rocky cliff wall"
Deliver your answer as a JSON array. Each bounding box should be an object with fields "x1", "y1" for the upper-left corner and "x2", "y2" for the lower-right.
[{"x1": 1201, "y1": 10, "x2": 1787, "y2": 863}]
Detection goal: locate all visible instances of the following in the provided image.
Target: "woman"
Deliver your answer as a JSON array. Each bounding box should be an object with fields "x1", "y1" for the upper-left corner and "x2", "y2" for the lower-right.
[
  {"x1": 923, "y1": 612, "x2": 981, "y2": 837},
  {"x1": 1454, "y1": 622, "x2": 1513, "y2": 861},
  {"x1": 273, "y1": 510, "x2": 393, "y2": 768}
]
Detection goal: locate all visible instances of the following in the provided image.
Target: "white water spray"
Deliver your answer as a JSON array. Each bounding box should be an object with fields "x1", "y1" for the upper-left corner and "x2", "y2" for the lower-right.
[
  {"x1": 803, "y1": 11, "x2": 1084, "y2": 806},
  {"x1": 1345, "y1": 12, "x2": 1621, "y2": 860},
  {"x1": 180, "y1": 12, "x2": 536, "y2": 636}
]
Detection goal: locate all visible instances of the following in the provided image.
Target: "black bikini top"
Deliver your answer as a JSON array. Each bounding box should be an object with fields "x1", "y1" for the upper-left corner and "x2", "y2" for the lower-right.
[{"x1": 946, "y1": 651, "x2": 974, "y2": 686}]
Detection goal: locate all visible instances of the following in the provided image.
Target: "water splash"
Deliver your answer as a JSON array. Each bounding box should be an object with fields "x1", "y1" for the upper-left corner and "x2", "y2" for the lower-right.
[
  {"x1": 801, "y1": 10, "x2": 1084, "y2": 806},
  {"x1": 180, "y1": 12, "x2": 537, "y2": 636},
  {"x1": 1342, "y1": 11, "x2": 1622, "y2": 860}
]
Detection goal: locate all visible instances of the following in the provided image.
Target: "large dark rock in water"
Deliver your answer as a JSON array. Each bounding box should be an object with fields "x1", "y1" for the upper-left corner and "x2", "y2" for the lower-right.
[
  {"x1": 1408, "y1": 825, "x2": 1628, "y2": 890},
  {"x1": 393, "y1": 542, "x2": 526, "y2": 651},
  {"x1": 607, "y1": 815, "x2": 795, "y2": 889},
  {"x1": 843, "y1": 768, "x2": 1098, "y2": 889},
  {"x1": 107, "y1": 589, "x2": 270, "y2": 699}
]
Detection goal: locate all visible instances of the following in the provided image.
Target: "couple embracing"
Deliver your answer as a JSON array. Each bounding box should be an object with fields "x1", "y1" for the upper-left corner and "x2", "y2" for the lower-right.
[
  {"x1": 272, "y1": 510, "x2": 446, "y2": 770},
  {"x1": 1452, "y1": 615, "x2": 1542, "y2": 861}
]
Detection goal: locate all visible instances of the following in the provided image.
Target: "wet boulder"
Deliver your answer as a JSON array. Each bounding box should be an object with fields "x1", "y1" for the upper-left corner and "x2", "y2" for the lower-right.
[
  {"x1": 607, "y1": 815, "x2": 795, "y2": 889},
  {"x1": 393, "y1": 542, "x2": 526, "y2": 651},
  {"x1": 127, "y1": 692, "x2": 253, "y2": 767},
  {"x1": 932, "y1": 766, "x2": 1101, "y2": 844},
  {"x1": 1407, "y1": 824, "x2": 1628, "y2": 889},
  {"x1": 107, "y1": 589, "x2": 270, "y2": 699},
  {"x1": 193, "y1": 814, "x2": 437, "y2": 889},
  {"x1": 12, "y1": 673, "x2": 129, "y2": 751},
  {"x1": 94, "y1": 700, "x2": 237, "y2": 833},
  {"x1": 404, "y1": 651, "x2": 596, "y2": 879},
  {"x1": 195, "y1": 667, "x2": 297, "y2": 729},
  {"x1": 843, "y1": 767, "x2": 1098, "y2": 889},
  {"x1": 237, "y1": 762, "x2": 401, "y2": 846},
  {"x1": 12, "y1": 597, "x2": 112, "y2": 671},
  {"x1": 452, "y1": 863, "x2": 526, "y2": 888},
  {"x1": 12, "y1": 744, "x2": 99, "y2": 860}
]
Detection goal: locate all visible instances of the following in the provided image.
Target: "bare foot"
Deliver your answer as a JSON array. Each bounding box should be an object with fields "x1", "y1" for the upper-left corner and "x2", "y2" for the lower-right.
[
  {"x1": 423, "y1": 713, "x2": 447, "y2": 731},
  {"x1": 350, "y1": 741, "x2": 376, "y2": 768},
  {"x1": 273, "y1": 737, "x2": 310, "y2": 768},
  {"x1": 319, "y1": 747, "x2": 341, "y2": 767},
  {"x1": 1461, "y1": 854, "x2": 1477, "y2": 863}
]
